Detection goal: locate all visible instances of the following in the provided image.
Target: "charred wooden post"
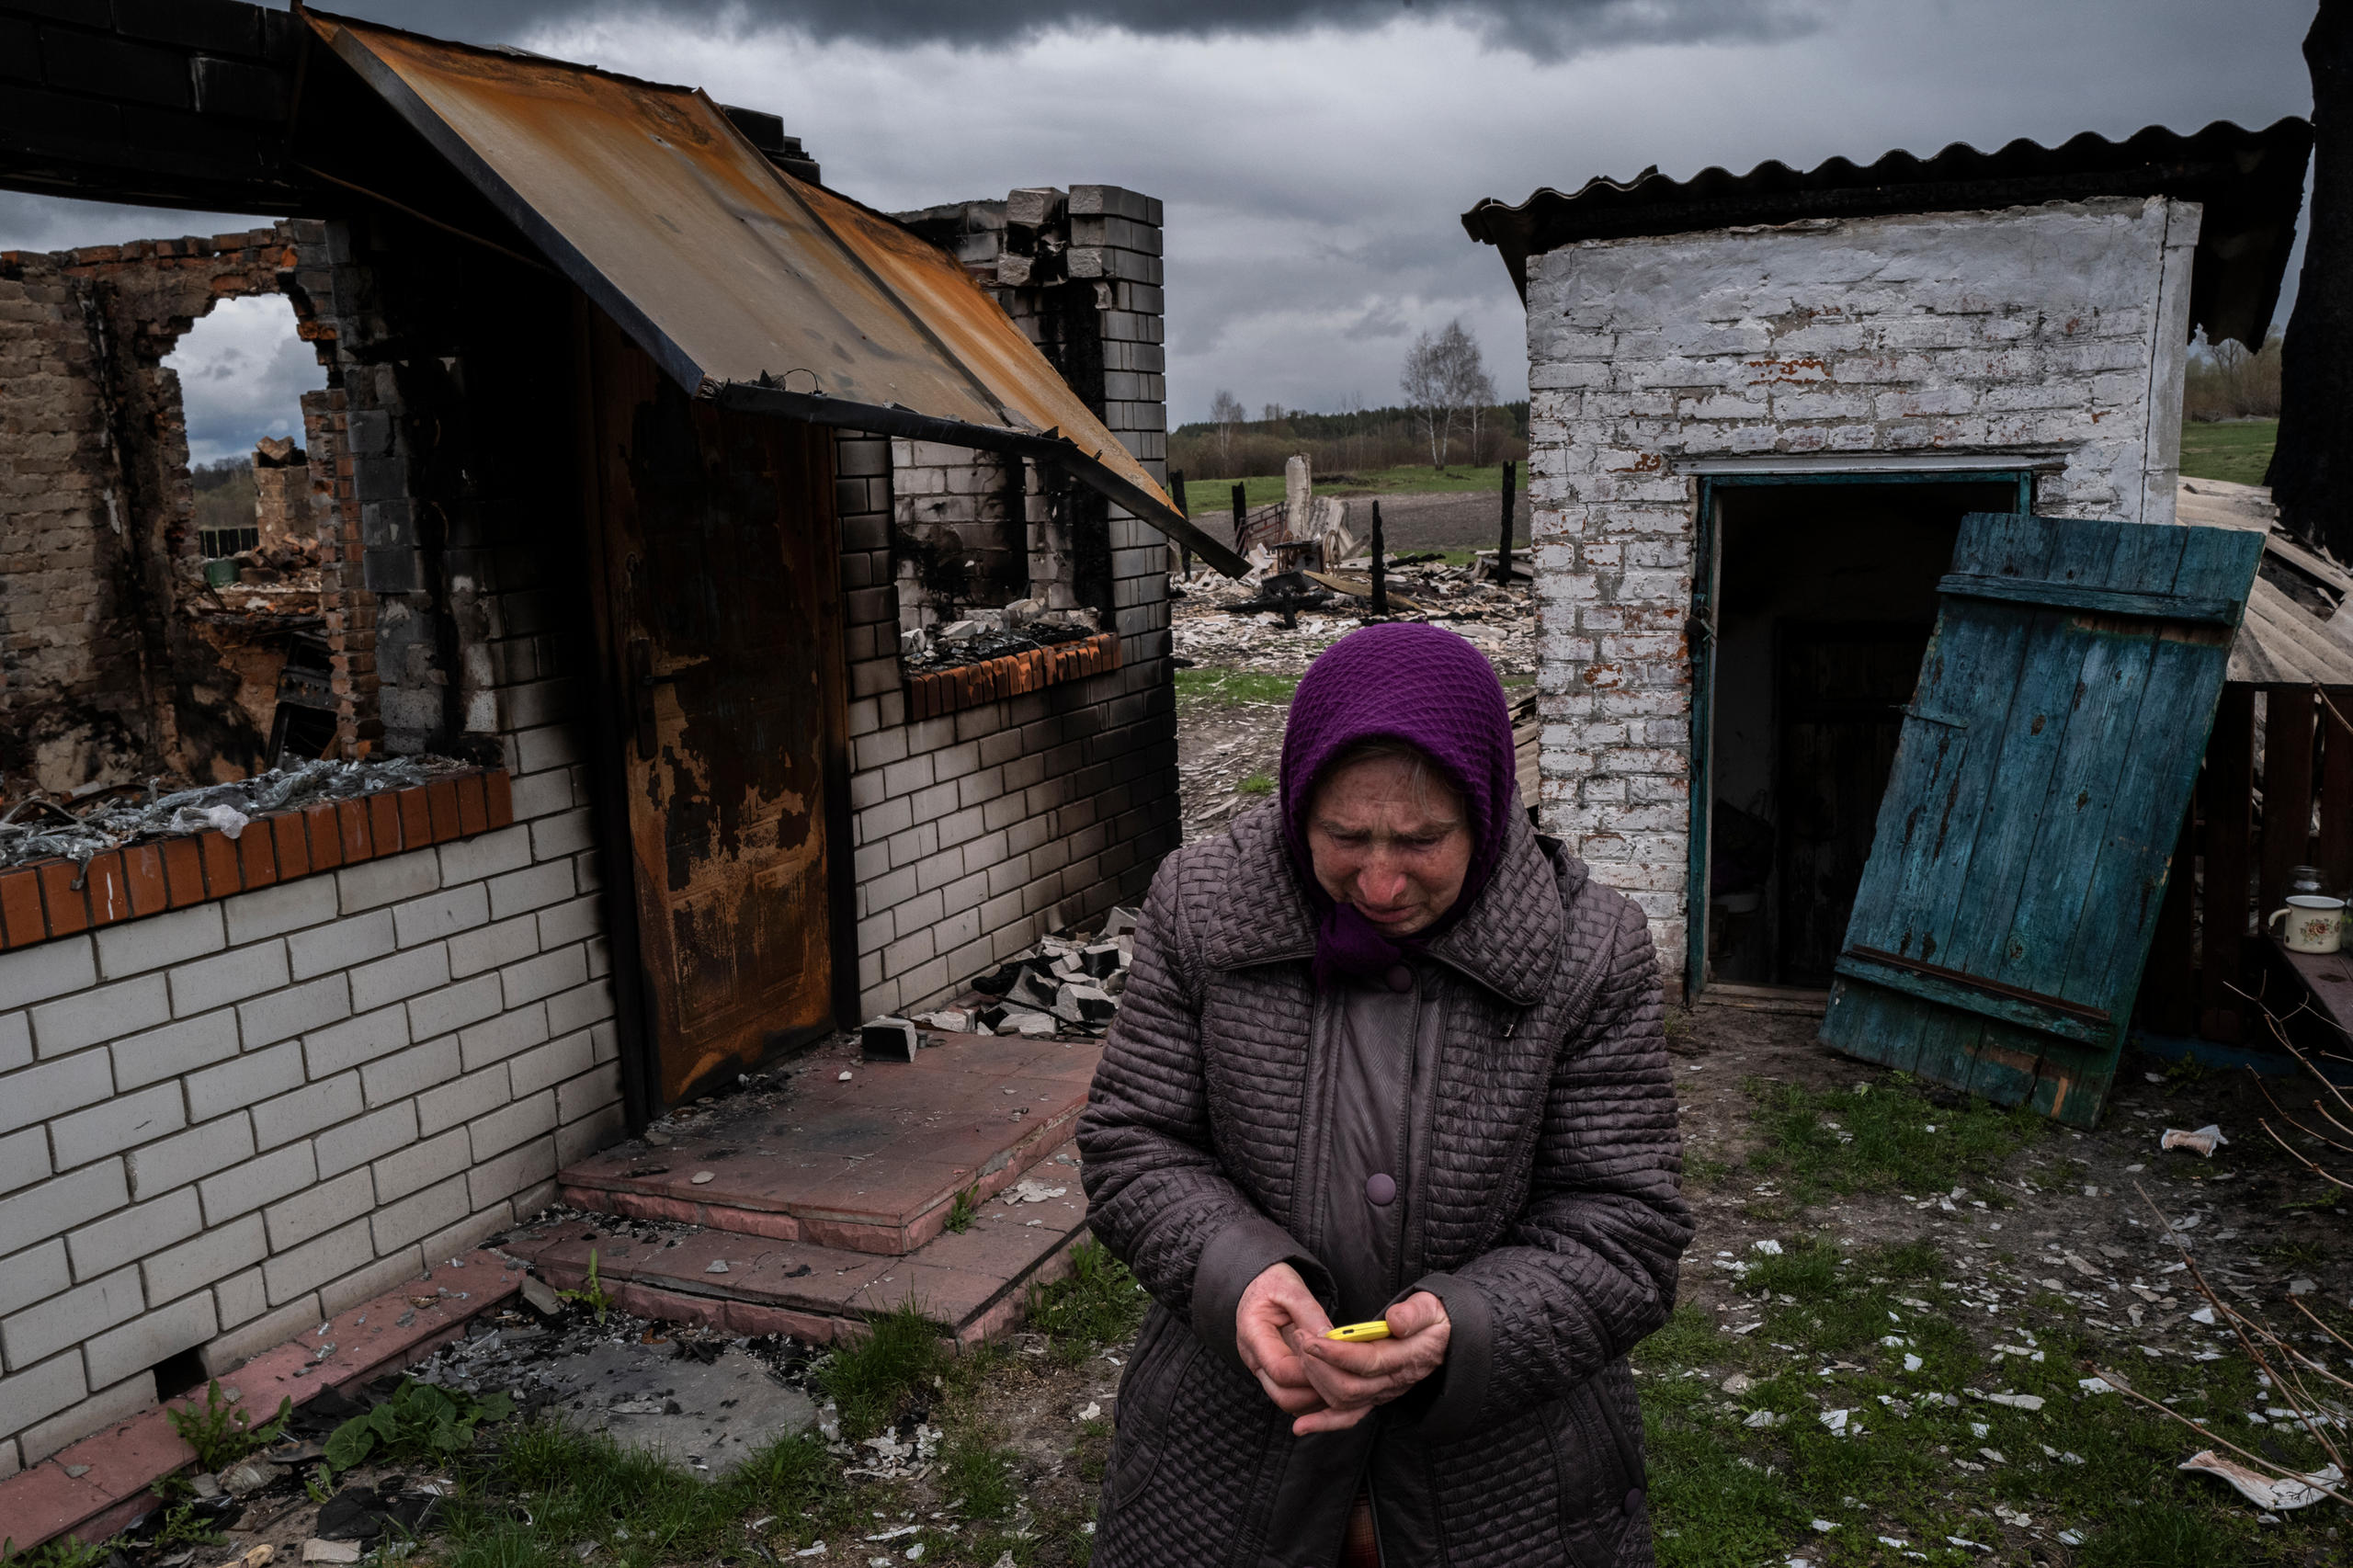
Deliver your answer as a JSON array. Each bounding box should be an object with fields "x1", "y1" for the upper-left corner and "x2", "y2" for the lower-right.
[
  {"x1": 1495, "y1": 460, "x2": 1517, "y2": 582},
  {"x1": 1370, "y1": 498, "x2": 1388, "y2": 615},
  {"x1": 1172, "y1": 469, "x2": 1190, "y2": 578},
  {"x1": 1232, "y1": 481, "x2": 1246, "y2": 550},
  {"x1": 2270, "y1": 0, "x2": 2353, "y2": 557}
]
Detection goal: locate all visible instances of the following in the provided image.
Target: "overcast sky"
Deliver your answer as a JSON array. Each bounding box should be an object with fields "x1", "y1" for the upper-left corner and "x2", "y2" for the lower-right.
[{"x1": 0, "y1": 0, "x2": 2318, "y2": 449}]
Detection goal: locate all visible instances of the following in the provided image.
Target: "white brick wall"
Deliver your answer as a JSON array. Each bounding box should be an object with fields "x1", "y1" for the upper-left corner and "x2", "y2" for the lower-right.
[
  {"x1": 0, "y1": 765, "x2": 622, "y2": 1463},
  {"x1": 1523, "y1": 195, "x2": 2202, "y2": 973}
]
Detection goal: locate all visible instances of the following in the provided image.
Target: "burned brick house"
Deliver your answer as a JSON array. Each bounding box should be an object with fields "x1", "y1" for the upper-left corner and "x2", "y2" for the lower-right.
[
  {"x1": 0, "y1": 0, "x2": 1230, "y2": 1477},
  {"x1": 1466, "y1": 121, "x2": 2313, "y2": 1015}
]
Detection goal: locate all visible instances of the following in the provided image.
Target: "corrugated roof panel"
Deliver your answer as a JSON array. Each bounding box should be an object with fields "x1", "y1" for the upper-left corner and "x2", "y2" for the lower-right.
[{"x1": 310, "y1": 11, "x2": 1243, "y2": 574}]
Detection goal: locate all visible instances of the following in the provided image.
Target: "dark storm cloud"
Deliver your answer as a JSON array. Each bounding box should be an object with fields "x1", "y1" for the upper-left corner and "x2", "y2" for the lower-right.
[{"x1": 347, "y1": 0, "x2": 1824, "y2": 58}]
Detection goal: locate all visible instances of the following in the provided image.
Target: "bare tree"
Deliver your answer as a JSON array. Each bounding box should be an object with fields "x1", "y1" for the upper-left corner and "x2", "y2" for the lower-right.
[
  {"x1": 1461, "y1": 362, "x2": 1500, "y2": 466},
  {"x1": 1402, "y1": 319, "x2": 1491, "y2": 469},
  {"x1": 1210, "y1": 389, "x2": 1245, "y2": 462}
]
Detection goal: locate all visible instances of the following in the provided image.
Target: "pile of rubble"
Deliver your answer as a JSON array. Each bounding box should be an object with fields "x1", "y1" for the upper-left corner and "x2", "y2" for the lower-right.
[
  {"x1": 900, "y1": 596, "x2": 1103, "y2": 671},
  {"x1": 864, "y1": 906, "x2": 1138, "y2": 1053},
  {"x1": 1171, "y1": 550, "x2": 1536, "y2": 676}
]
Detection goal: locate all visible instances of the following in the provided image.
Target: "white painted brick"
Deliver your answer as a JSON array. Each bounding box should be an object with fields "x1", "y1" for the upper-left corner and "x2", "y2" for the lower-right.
[
  {"x1": 1, "y1": 1264, "x2": 141, "y2": 1369},
  {"x1": 66, "y1": 1187, "x2": 201, "y2": 1280},
  {"x1": 556, "y1": 1062, "x2": 622, "y2": 1126},
  {"x1": 0, "y1": 937, "x2": 97, "y2": 1006},
  {"x1": 0, "y1": 1354, "x2": 85, "y2": 1444},
  {"x1": 168, "y1": 941, "x2": 290, "y2": 1019},
  {"x1": 529, "y1": 809, "x2": 594, "y2": 863},
  {"x1": 287, "y1": 910, "x2": 396, "y2": 981},
  {"x1": 466, "y1": 1090, "x2": 554, "y2": 1161},
  {"x1": 0, "y1": 1050, "x2": 113, "y2": 1137},
  {"x1": 198, "y1": 1142, "x2": 317, "y2": 1224},
  {"x1": 457, "y1": 1004, "x2": 546, "y2": 1072},
  {"x1": 557, "y1": 1101, "x2": 625, "y2": 1165},
  {"x1": 508, "y1": 1030, "x2": 593, "y2": 1098},
  {"x1": 415, "y1": 1064, "x2": 510, "y2": 1138},
  {"x1": 438, "y1": 824, "x2": 531, "y2": 886},
  {"x1": 0, "y1": 1240, "x2": 68, "y2": 1318},
  {"x1": 94, "y1": 904, "x2": 224, "y2": 979},
  {"x1": 421, "y1": 1205, "x2": 516, "y2": 1261},
  {"x1": 210, "y1": 1264, "x2": 267, "y2": 1331},
  {"x1": 20, "y1": 1369, "x2": 154, "y2": 1463},
  {"x1": 536, "y1": 894, "x2": 602, "y2": 950},
  {"x1": 466, "y1": 1136, "x2": 554, "y2": 1213},
  {"x1": 348, "y1": 942, "x2": 450, "y2": 1015},
  {"x1": 29, "y1": 974, "x2": 169, "y2": 1058},
  {"x1": 506, "y1": 766, "x2": 575, "y2": 822},
  {"x1": 201, "y1": 1290, "x2": 316, "y2": 1373},
  {"x1": 250, "y1": 1074, "x2": 363, "y2": 1150},
  {"x1": 302, "y1": 1004, "x2": 411, "y2": 1079},
  {"x1": 142, "y1": 1214, "x2": 267, "y2": 1305},
  {"x1": 111, "y1": 1009, "x2": 239, "y2": 1091},
  {"x1": 447, "y1": 912, "x2": 539, "y2": 979},
  {"x1": 487, "y1": 860, "x2": 574, "y2": 921},
  {"x1": 261, "y1": 1216, "x2": 372, "y2": 1306},
  {"x1": 370, "y1": 1175, "x2": 469, "y2": 1255},
  {"x1": 0, "y1": 1128, "x2": 47, "y2": 1198},
  {"x1": 0, "y1": 1161, "x2": 128, "y2": 1258},
  {"x1": 50, "y1": 1083, "x2": 184, "y2": 1169},
  {"x1": 371, "y1": 1127, "x2": 471, "y2": 1204},
  {"x1": 0, "y1": 1011, "x2": 27, "y2": 1074},
  {"x1": 85, "y1": 1290, "x2": 218, "y2": 1387},
  {"x1": 360, "y1": 1035, "x2": 460, "y2": 1108},
  {"x1": 391, "y1": 882, "x2": 490, "y2": 949},
  {"x1": 318, "y1": 1246, "x2": 426, "y2": 1319},
  {"x1": 0, "y1": 1435, "x2": 15, "y2": 1478},
  {"x1": 239, "y1": 974, "x2": 352, "y2": 1048},
  {"x1": 313, "y1": 1100, "x2": 418, "y2": 1180},
  {"x1": 406, "y1": 974, "x2": 503, "y2": 1041},
  {"x1": 545, "y1": 978, "x2": 613, "y2": 1036},
  {"x1": 185, "y1": 1040, "x2": 303, "y2": 1124},
  {"x1": 264, "y1": 1168, "x2": 374, "y2": 1251},
  {"x1": 337, "y1": 850, "x2": 442, "y2": 915},
  {"x1": 222, "y1": 877, "x2": 341, "y2": 946},
  {"x1": 502, "y1": 945, "x2": 587, "y2": 1009}
]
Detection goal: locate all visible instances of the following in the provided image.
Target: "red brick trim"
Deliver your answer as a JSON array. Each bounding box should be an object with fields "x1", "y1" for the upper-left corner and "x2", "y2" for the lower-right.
[
  {"x1": 901, "y1": 631, "x2": 1120, "y2": 722},
  {"x1": 0, "y1": 768, "x2": 514, "y2": 955}
]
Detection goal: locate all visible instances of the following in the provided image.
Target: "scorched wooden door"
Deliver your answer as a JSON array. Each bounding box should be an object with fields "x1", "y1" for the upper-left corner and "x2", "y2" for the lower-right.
[
  {"x1": 1818, "y1": 512, "x2": 2263, "y2": 1126},
  {"x1": 584, "y1": 312, "x2": 842, "y2": 1108}
]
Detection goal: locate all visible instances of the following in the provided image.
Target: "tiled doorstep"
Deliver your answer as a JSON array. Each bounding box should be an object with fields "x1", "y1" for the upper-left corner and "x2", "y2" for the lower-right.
[
  {"x1": 0, "y1": 1250, "x2": 523, "y2": 1551},
  {"x1": 556, "y1": 1032, "x2": 1099, "y2": 1256},
  {"x1": 508, "y1": 1142, "x2": 1089, "y2": 1346}
]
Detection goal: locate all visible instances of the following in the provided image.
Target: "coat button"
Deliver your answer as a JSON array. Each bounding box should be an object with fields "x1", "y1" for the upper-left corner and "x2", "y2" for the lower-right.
[
  {"x1": 1366, "y1": 1173, "x2": 1397, "y2": 1206},
  {"x1": 1622, "y1": 1488, "x2": 1644, "y2": 1517},
  {"x1": 1384, "y1": 963, "x2": 1413, "y2": 993}
]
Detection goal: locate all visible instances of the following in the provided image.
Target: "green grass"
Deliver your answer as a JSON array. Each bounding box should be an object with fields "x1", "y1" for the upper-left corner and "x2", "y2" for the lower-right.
[
  {"x1": 1236, "y1": 771, "x2": 1274, "y2": 797},
  {"x1": 817, "y1": 1304, "x2": 949, "y2": 1440},
  {"x1": 1172, "y1": 668, "x2": 1300, "y2": 708},
  {"x1": 2178, "y1": 417, "x2": 2277, "y2": 486},
  {"x1": 1211, "y1": 464, "x2": 1519, "y2": 508},
  {"x1": 938, "y1": 1422, "x2": 1021, "y2": 1520},
  {"x1": 1744, "y1": 1074, "x2": 2042, "y2": 1206},
  {"x1": 1027, "y1": 1239, "x2": 1151, "y2": 1366}
]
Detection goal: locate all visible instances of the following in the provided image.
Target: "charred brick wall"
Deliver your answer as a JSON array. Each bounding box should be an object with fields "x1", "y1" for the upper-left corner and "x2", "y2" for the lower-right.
[
  {"x1": 1521, "y1": 195, "x2": 2202, "y2": 976},
  {"x1": 0, "y1": 223, "x2": 340, "y2": 796}
]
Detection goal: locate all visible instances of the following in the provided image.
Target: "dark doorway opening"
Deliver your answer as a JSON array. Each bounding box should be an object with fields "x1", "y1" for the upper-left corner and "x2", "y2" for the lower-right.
[{"x1": 1701, "y1": 478, "x2": 2024, "y2": 991}]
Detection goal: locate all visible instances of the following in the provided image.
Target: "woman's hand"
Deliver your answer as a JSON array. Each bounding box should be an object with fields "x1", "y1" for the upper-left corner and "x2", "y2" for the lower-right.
[
  {"x1": 1234, "y1": 1263, "x2": 1335, "y2": 1419},
  {"x1": 1283, "y1": 1290, "x2": 1451, "y2": 1435}
]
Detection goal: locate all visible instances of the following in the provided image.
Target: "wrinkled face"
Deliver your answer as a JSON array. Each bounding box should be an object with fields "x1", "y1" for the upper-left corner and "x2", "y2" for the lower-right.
[{"x1": 1306, "y1": 754, "x2": 1474, "y2": 937}]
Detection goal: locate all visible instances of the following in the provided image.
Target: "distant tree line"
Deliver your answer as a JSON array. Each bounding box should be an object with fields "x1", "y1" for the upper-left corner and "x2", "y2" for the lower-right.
[
  {"x1": 1171, "y1": 399, "x2": 1529, "y2": 482},
  {"x1": 2184, "y1": 333, "x2": 2282, "y2": 422},
  {"x1": 190, "y1": 454, "x2": 256, "y2": 535}
]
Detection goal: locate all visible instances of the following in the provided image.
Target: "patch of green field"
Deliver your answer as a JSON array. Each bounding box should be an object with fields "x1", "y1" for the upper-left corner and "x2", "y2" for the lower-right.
[
  {"x1": 2178, "y1": 418, "x2": 2277, "y2": 486},
  {"x1": 1203, "y1": 464, "x2": 1520, "y2": 509},
  {"x1": 1173, "y1": 668, "x2": 1300, "y2": 707}
]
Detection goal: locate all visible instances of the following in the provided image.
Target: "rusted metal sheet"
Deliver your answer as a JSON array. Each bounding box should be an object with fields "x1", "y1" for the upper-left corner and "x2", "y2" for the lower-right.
[
  {"x1": 582, "y1": 310, "x2": 838, "y2": 1106},
  {"x1": 308, "y1": 10, "x2": 1244, "y2": 575}
]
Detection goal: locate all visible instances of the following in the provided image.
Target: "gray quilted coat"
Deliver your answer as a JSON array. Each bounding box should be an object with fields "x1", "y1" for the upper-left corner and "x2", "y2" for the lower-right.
[{"x1": 1078, "y1": 803, "x2": 1691, "y2": 1567}]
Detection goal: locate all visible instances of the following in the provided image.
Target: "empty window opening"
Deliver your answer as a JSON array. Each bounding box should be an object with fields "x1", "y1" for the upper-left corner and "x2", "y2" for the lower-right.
[{"x1": 1704, "y1": 481, "x2": 2018, "y2": 991}]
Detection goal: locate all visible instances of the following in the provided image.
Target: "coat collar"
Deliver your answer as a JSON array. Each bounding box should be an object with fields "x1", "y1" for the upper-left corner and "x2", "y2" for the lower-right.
[{"x1": 1198, "y1": 802, "x2": 1567, "y2": 1007}]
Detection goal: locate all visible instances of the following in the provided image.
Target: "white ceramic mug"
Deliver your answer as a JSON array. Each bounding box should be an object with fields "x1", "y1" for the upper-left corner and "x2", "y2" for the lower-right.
[{"x1": 2270, "y1": 894, "x2": 2346, "y2": 954}]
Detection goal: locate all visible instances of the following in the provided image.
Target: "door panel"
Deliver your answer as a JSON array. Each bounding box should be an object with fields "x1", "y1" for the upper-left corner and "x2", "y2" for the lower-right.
[
  {"x1": 583, "y1": 309, "x2": 839, "y2": 1107},
  {"x1": 1820, "y1": 513, "x2": 2263, "y2": 1126}
]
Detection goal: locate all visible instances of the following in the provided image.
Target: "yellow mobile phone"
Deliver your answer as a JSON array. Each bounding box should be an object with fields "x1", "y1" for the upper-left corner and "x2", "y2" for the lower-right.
[{"x1": 1324, "y1": 1320, "x2": 1392, "y2": 1343}]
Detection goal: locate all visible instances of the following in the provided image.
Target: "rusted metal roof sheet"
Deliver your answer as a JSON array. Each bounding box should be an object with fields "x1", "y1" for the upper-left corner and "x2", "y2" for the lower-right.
[
  {"x1": 308, "y1": 11, "x2": 1244, "y2": 574},
  {"x1": 1464, "y1": 119, "x2": 2312, "y2": 350}
]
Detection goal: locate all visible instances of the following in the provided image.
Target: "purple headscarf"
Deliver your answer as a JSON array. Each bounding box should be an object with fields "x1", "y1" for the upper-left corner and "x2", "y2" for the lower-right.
[{"x1": 1279, "y1": 621, "x2": 1519, "y2": 989}]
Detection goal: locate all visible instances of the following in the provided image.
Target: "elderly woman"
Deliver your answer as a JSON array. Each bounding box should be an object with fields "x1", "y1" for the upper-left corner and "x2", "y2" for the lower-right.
[{"x1": 1077, "y1": 622, "x2": 1691, "y2": 1567}]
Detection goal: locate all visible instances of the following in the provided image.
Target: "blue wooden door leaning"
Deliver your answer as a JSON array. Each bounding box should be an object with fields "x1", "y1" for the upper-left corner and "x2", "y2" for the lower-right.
[{"x1": 1818, "y1": 512, "x2": 2264, "y2": 1127}]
